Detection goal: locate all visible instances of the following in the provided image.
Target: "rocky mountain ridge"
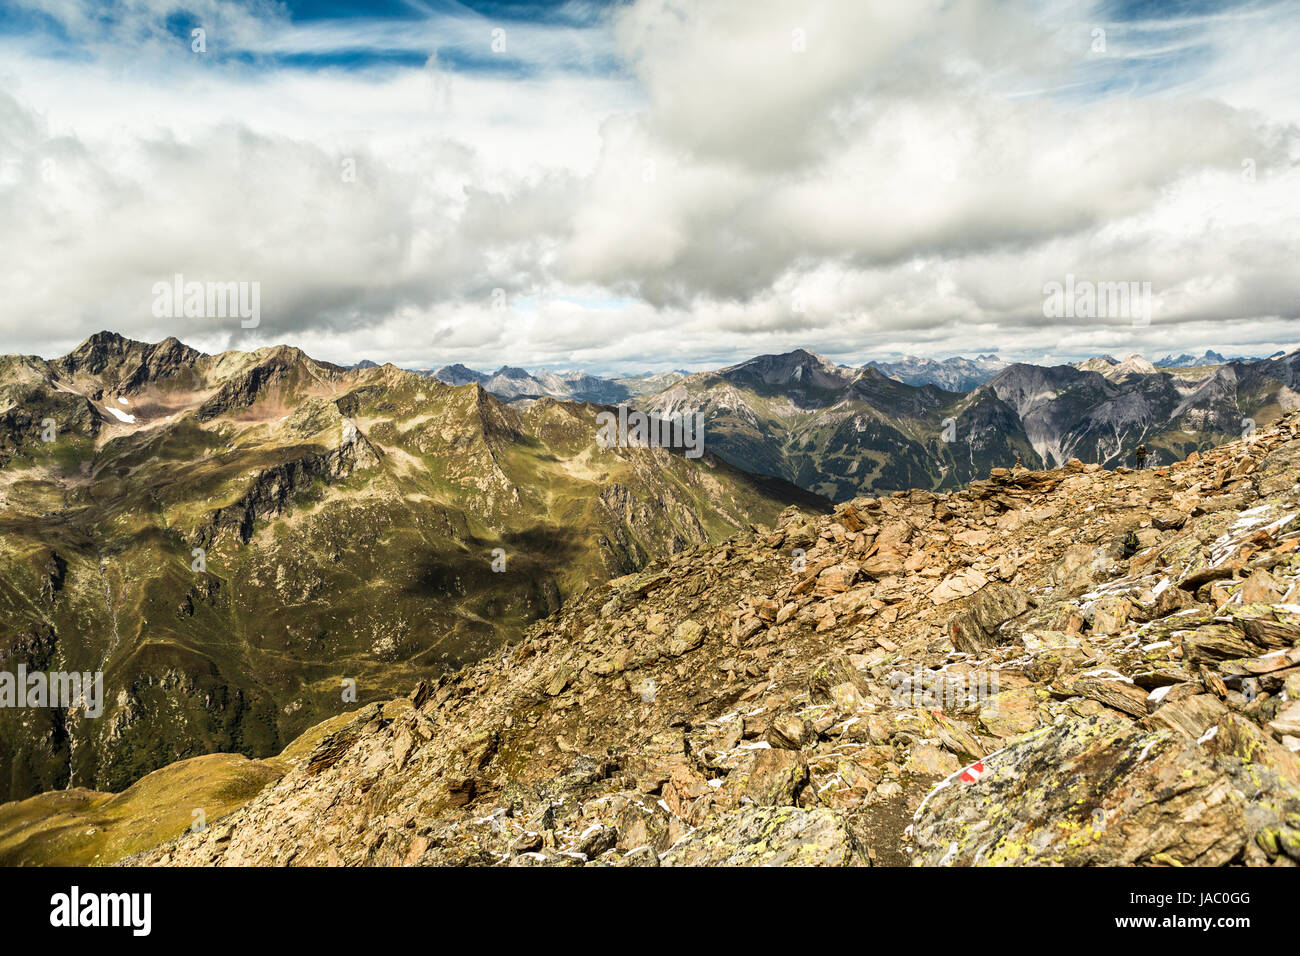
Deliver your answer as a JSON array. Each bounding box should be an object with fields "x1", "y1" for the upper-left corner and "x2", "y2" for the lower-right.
[
  {"x1": 640, "y1": 348, "x2": 1300, "y2": 502},
  {"x1": 124, "y1": 410, "x2": 1300, "y2": 867},
  {"x1": 346, "y1": 347, "x2": 1300, "y2": 506}
]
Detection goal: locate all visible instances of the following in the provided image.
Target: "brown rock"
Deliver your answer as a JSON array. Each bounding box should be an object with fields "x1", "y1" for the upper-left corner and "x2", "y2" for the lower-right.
[
  {"x1": 904, "y1": 743, "x2": 961, "y2": 777},
  {"x1": 1152, "y1": 509, "x2": 1187, "y2": 531},
  {"x1": 766, "y1": 714, "x2": 813, "y2": 750},
  {"x1": 666, "y1": 619, "x2": 705, "y2": 656},
  {"x1": 1090, "y1": 596, "x2": 1133, "y2": 636},
  {"x1": 743, "y1": 749, "x2": 809, "y2": 806},
  {"x1": 862, "y1": 551, "x2": 906, "y2": 577},
  {"x1": 1239, "y1": 569, "x2": 1283, "y2": 604},
  {"x1": 932, "y1": 568, "x2": 990, "y2": 605},
  {"x1": 949, "y1": 583, "x2": 1032, "y2": 653},
  {"x1": 815, "y1": 562, "x2": 860, "y2": 596},
  {"x1": 1071, "y1": 673, "x2": 1150, "y2": 718}
]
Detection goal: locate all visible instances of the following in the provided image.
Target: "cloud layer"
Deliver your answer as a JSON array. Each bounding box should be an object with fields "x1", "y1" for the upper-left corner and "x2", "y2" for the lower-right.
[{"x1": 1, "y1": 0, "x2": 1297, "y2": 373}]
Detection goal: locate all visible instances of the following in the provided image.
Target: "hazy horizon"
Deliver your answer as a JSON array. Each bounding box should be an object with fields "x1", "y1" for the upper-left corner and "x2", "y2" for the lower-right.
[{"x1": 24, "y1": 328, "x2": 1293, "y2": 380}]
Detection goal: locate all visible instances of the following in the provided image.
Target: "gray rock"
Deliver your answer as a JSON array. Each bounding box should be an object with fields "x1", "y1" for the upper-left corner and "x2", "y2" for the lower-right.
[
  {"x1": 911, "y1": 714, "x2": 1266, "y2": 866},
  {"x1": 948, "y1": 584, "x2": 1032, "y2": 653},
  {"x1": 661, "y1": 807, "x2": 869, "y2": 866}
]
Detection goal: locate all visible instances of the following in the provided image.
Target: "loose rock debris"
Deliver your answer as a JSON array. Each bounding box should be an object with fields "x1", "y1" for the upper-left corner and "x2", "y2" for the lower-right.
[{"x1": 134, "y1": 413, "x2": 1300, "y2": 867}]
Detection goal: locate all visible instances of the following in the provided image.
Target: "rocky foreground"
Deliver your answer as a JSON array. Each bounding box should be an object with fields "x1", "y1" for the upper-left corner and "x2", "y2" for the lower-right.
[{"x1": 132, "y1": 414, "x2": 1300, "y2": 866}]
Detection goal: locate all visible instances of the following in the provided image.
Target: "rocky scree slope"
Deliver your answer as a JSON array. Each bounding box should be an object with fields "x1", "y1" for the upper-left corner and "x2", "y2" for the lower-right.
[{"x1": 133, "y1": 414, "x2": 1300, "y2": 866}]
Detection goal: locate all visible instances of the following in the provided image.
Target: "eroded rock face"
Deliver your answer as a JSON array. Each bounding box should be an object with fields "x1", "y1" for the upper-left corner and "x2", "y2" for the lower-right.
[
  {"x1": 948, "y1": 584, "x2": 1031, "y2": 653},
  {"x1": 116, "y1": 411, "x2": 1300, "y2": 868}
]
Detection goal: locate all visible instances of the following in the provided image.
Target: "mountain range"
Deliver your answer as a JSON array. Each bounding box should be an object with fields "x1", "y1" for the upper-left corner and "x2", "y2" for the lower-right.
[
  {"x1": 427, "y1": 364, "x2": 685, "y2": 404},
  {"x1": 863, "y1": 353, "x2": 1008, "y2": 391},
  {"x1": 3, "y1": 331, "x2": 1299, "y2": 802},
  {"x1": 0, "y1": 332, "x2": 821, "y2": 801},
  {"x1": 411, "y1": 350, "x2": 1300, "y2": 505},
  {"x1": 639, "y1": 347, "x2": 1300, "y2": 502},
  {"x1": 412, "y1": 349, "x2": 1274, "y2": 403},
  {"x1": 9, "y1": 398, "x2": 1300, "y2": 867},
  {"x1": 1154, "y1": 350, "x2": 1229, "y2": 368},
  {"x1": 427, "y1": 356, "x2": 1007, "y2": 400}
]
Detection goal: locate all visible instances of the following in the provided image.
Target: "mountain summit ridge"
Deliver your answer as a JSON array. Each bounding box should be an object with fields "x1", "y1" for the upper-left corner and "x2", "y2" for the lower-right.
[{"x1": 108, "y1": 409, "x2": 1300, "y2": 868}]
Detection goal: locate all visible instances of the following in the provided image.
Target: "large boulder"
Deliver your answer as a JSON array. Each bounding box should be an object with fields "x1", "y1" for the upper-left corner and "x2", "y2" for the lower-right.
[
  {"x1": 911, "y1": 712, "x2": 1300, "y2": 866},
  {"x1": 741, "y1": 749, "x2": 810, "y2": 806},
  {"x1": 948, "y1": 584, "x2": 1032, "y2": 653}
]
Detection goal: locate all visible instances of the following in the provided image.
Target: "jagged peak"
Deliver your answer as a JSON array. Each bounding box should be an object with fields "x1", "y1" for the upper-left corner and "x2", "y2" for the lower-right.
[
  {"x1": 63, "y1": 330, "x2": 141, "y2": 360},
  {"x1": 55, "y1": 330, "x2": 206, "y2": 383}
]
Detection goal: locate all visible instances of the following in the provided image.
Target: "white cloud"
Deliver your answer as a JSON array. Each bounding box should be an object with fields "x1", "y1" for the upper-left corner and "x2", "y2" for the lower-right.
[{"x1": 0, "y1": 0, "x2": 1297, "y2": 371}]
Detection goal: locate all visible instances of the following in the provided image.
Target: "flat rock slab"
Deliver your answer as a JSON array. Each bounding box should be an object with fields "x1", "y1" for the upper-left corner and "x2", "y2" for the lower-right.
[{"x1": 661, "y1": 806, "x2": 869, "y2": 866}]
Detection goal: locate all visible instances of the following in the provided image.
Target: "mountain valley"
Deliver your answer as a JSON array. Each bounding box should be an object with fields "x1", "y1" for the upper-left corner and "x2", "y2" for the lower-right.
[{"x1": 0, "y1": 333, "x2": 820, "y2": 801}]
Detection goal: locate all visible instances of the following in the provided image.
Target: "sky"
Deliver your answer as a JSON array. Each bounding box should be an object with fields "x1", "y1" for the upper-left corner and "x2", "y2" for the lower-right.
[{"x1": 1, "y1": 0, "x2": 1298, "y2": 375}]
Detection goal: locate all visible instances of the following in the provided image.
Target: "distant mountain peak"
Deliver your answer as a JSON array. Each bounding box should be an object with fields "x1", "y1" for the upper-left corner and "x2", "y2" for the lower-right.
[
  {"x1": 864, "y1": 353, "x2": 1009, "y2": 392},
  {"x1": 1154, "y1": 349, "x2": 1228, "y2": 368},
  {"x1": 1108, "y1": 353, "x2": 1157, "y2": 378},
  {"x1": 433, "y1": 363, "x2": 489, "y2": 387},
  {"x1": 719, "y1": 349, "x2": 845, "y2": 389}
]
